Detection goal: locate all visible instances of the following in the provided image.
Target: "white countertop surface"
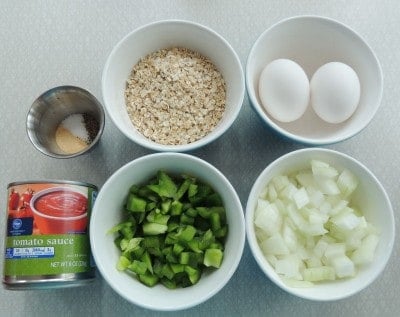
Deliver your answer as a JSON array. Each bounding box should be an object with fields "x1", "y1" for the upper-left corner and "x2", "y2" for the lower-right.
[{"x1": 0, "y1": 1, "x2": 399, "y2": 316}]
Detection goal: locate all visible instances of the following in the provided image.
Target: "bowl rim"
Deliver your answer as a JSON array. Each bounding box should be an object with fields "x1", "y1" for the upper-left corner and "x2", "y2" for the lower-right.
[
  {"x1": 102, "y1": 19, "x2": 245, "y2": 152},
  {"x1": 90, "y1": 152, "x2": 246, "y2": 310},
  {"x1": 245, "y1": 15, "x2": 384, "y2": 145},
  {"x1": 245, "y1": 147, "x2": 395, "y2": 301}
]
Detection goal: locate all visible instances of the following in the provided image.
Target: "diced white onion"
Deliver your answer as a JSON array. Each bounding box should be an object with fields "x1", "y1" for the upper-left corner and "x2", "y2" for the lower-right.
[
  {"x1": 313, "y1": 237, "x2": 330, "y2": 258},
  {"x1": 299, "y1": 221, "x2": 328, "y2": 236},
  {"x1": 260, "y1": 233, "x2": 290, "y2": 255},
  {"x1": 267, "y1": 183, "x2": 278, "y2": 202},
  {"x1": 324, "y1": 243, "x2": 346, "y2": 262},
  {"x1": 272, "y1": 175, "x2": 290, "y2": 192},
  {"x1": 279, "y1": 182, "x2": 298, "y2": 201},
  {"x1": 293, "y1": 187, "x2": 310, "y2": 209},
  {"x1": 305, "y1": 256, "x2": 323, "y2": 268},
  {"x1": 282, "y1": 277, "x2": 314, "y2": 288},
  {"x1": 308, "y1": 189, "x2": 325, "y2": 208},
  {"x1": 265, "y1": 254, "x2": 278, "y2": 268},
  {"x1": 282, "y1": 221, "x2": 298, "y2": 252},
  {"x1": 331, "y1": 255, "x2": 355, "y2": 278},
  {"x1": 296, "y1": 172, "x2": 316, "y2": 188},
  {"x1": 255, "y1": 227, "x2": 269, "y2": 242},
  {"x1": 350, "y1": 234, "x2": 379, "y2": 265},
  {"x1": 337, "y1": 169, "x2": 358, "y2": 197},
  {"x1": 311, "y1": 159, "x2": 339, "y2": 178},
  {"x1": 275, "y1": 256, "x2": 302, "y2": 280},
  {"x1": 254, "y1": 199, "x2": 282, "y2": 236},
  {"x1": 315, "y1": 176, "x2": 340, "y2": 195},
  {"x1": 303, "y1": 266, "x2": 335, "y2": 282},
  {"x1": 254, "y1": 159, "x2": 379, "y2": 287},
  {"x1": 308, "y1": 209, "x2": 329, "y2": 224},
  {"x1": 331, "y1": 212, "x2": 361, "y2": 230},
  {"x1": 329, "y1": 199, "x2": 349, "y2": 216}
]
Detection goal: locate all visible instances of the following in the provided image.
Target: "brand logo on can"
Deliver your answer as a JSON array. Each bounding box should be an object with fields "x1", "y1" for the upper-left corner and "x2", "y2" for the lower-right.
[{"x1": 12, "y1": 219, "x2": 22, "y2": 230}]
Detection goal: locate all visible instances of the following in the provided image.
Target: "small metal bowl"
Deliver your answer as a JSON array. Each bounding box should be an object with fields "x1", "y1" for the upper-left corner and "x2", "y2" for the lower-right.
[{"x1": 27, "y1": 86, "x2": 105, "y2": 158}]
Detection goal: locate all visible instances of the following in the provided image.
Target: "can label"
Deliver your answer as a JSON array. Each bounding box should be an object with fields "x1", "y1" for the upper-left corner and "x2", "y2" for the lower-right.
[{"x1": 4, "y1": 182, "x2": 96, "y2": 278}]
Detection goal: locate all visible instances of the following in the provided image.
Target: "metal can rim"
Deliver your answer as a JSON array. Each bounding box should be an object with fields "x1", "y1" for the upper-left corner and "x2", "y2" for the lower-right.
[{"x1": 8, "y1": 180, "x2": 97, "y2": 190}]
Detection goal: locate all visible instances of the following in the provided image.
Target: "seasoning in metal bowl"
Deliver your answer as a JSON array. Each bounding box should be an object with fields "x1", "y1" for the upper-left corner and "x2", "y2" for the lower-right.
[
  {"x1": 55, "y1": 113, "x2": 100, "y2": 154},
  {"x1": 125, "y1": 47, "x2": 226, "y2": 145}
]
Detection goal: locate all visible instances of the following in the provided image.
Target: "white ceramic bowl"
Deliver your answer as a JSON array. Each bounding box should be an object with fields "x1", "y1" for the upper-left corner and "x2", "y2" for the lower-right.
[
  {"x1": 246, "y1": 16, "x2": 383, "y2": 145},
  {"x1": 102, "y1": 20, "x2": 245, "y2": 152},
  {"x1": 90, "y1": 153, "x2": 245, "y2": 311},
  {"x1": 245, "y1": 148, "x2": 395, "y2": 301}
]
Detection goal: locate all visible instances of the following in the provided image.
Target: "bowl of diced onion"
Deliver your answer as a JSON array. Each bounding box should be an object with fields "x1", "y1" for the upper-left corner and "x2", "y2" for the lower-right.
[{"x1": 245, "y1": 148, "x2": 395, "y2": 301}]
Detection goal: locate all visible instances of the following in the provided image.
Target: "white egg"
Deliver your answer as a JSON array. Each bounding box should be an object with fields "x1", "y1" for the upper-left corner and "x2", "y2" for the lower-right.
[
  {"x1": 258, "y1": 59, "x2": 310, "y2": 123},
  {"x1": 310, "y1": 62, "x2": 360, "y2": 124}
]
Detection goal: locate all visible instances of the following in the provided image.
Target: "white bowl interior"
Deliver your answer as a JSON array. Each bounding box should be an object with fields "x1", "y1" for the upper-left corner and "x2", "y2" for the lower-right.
[
  {"x1": 90, "y1": 153, "x2": 245, "y2": 310},
  {"x1": 245, "y1": 148, "x2": 395, "y2": 301},
  {"x1": 102, "y1": 20, "x2": 244, "y2": 151},
  {"x1": 246, "y1": 16, "x2": 383, "y2": 144}
]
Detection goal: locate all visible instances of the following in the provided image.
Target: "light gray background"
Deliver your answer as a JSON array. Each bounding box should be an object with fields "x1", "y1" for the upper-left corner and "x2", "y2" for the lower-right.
[{"x1": 0, "y1": 1, "x2": 399, "y2": 316}]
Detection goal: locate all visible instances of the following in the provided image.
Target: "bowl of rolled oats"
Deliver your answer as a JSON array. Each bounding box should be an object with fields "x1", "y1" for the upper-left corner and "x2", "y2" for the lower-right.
[{"x1": 102, "y1": 20, "x2": 245, "y2": 152}]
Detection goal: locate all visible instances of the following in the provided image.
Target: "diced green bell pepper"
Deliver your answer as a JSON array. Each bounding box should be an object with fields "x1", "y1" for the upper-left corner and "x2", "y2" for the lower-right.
[
  {"x1": 117, "y1": 255, "x2": 131, "y2": 271},
  {"x1": 204, "y1": 248, "x2": 223, "y2": 268},
  {"x1": 127, "y1": 194, "x2": 147, "y2": 212},
  {"x1": 142, "y1": 222, "x2": 168, "y2": 235},
  {"x1": 128, "y1": 260, "x2": 148, "y2": 275},
  {"x1": 138, "y1": 272, "x2": 159, "y2": 287}
]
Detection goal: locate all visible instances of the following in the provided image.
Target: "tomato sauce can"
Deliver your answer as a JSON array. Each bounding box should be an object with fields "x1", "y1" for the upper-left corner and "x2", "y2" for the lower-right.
[{"x1": 3, "y1": 181, "x2": 97, "y2": 289}]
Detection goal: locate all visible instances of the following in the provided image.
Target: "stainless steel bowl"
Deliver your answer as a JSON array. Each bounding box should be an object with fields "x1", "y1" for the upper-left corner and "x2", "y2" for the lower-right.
[{"x1": 26, "y1": 86, "x2": 105, "y2": 158}]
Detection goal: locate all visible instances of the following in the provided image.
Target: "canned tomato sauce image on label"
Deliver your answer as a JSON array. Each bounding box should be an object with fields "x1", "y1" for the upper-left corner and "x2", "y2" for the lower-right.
[{"x1": 3, "y1": 181, "x2": 97, "y2": 289}]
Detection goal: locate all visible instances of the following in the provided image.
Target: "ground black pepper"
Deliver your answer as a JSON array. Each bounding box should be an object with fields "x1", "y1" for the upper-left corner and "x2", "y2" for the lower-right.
[{"x1": 83, "y1": 113, "x2": 99, "y2": 143}]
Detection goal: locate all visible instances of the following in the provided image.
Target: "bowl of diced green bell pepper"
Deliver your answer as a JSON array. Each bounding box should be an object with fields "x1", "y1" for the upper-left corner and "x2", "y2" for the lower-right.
[{"x1": 90, "y1": 152, "x2": 245, "y2": 311}]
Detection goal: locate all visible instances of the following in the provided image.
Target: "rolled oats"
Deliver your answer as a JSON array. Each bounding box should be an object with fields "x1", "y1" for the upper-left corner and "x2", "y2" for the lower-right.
[{"x1": 125, "y1": 47, "x2": 226, "y2": 145}]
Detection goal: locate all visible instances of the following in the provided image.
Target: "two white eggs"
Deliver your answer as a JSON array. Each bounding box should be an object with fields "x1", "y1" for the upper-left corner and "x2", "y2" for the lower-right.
[{"x1": 258, "y1": 59, "x2": 361, "y2": 123}]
